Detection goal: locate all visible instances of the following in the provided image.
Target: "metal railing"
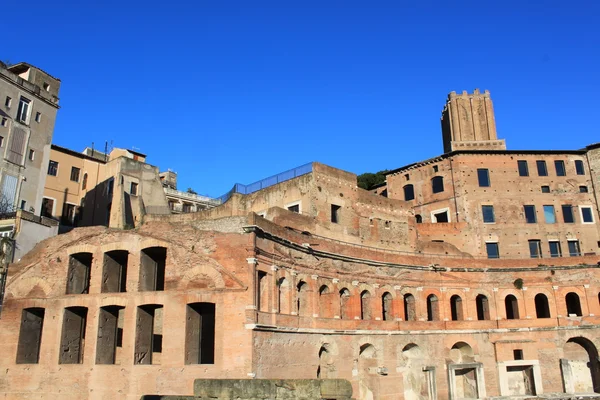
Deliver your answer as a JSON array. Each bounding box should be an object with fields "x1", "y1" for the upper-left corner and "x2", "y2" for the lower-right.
[
  {"x1": 163, "y1": 187, "x2": 221, "y2": 205},
  {"x1": 217, "y1": 162, "x2": 313, "y2": 204}
]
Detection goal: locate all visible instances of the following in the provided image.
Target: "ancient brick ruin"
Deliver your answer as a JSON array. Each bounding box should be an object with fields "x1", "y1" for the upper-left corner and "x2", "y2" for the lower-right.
[{"x1": 1, "y1": 91, "x2": 600, "y2": 399}]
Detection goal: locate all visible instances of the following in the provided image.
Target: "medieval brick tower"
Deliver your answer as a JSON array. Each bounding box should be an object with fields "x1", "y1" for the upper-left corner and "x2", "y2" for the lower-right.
[{"x1": 441, "y1": 89, "x2": 506, "y2": 153}]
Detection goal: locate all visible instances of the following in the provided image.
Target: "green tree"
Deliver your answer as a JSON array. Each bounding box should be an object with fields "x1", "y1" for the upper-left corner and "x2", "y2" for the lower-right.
[{"x1": 357, "y1": 170, "x2": 389, "y2": 190}]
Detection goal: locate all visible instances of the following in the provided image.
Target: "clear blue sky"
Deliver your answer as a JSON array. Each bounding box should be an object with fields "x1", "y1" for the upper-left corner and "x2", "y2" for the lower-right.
[{"x1": 3, "y1": 1, "x2": 599, "y2": 197}]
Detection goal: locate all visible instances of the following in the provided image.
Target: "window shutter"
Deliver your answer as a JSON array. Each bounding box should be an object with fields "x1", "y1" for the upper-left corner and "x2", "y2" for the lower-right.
[{"x1": 8, "y1": 127, "x2": 27, "y2": 165}]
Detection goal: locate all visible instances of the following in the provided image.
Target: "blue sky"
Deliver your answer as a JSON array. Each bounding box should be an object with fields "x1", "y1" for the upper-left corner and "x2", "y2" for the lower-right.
[{"x1": 3, "y1": 1, "x2": 599, "y2": 197}]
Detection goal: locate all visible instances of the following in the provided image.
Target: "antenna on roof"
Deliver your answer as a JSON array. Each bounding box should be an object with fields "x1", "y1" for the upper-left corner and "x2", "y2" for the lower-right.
[{"x1": 104, "y1": 141, "x2": 108, "y2": 162}]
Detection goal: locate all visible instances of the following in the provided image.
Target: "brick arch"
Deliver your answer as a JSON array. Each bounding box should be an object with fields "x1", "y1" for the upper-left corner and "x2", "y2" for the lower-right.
[
  {"x1": 139, "y1": 238, "x2": 170, "y2": 251},
  {"x1": 98, "y1": 296, "x2": 128, "y2": 307},
  {"x1": 8, "y1": 276, "x2": 53, "y2": 299},
  {"x1": 181, "y1": 264, "x2": 226, "y2": 289},
  {"x1": 63, "y1": 244, "x2": 97, "y2": 256},
  {"x1": 100, "y1": 242, "x2": 136, "y2": 254},
  {"x1": 497, "y1": 289, "x2": 525, "y2": 320},
  {"x1": 378, "y1": 285, "x2": 397, "y2": 299}
]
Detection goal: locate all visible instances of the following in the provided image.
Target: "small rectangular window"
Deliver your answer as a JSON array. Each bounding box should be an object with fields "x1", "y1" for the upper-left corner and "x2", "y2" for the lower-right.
[
  {"x1": 331, "y1": 204, "x2": 341, "y2": 223},
  {"x1": 486, "y1": 242, "x2": 499, "y2": 259},
  {"x1": 16, "y1": 97, "x2": 30, "y2": 123},
  {"x1": 543, "y1": 205, "x2": 556, "y2": 223},
  {"x1": 541, "y1": 186, "x2": 550, "y2": 193},
  {"x1": 536, "y1": 160, "x2": 548, "y2": 176},
  {"x1": 35, "y1": 112, "x2": 41, "y2": 123},
  {"x1": 580, "y1": 186, "x2": 588, "y2": 193},
  {"x1": 28, "y1": 149, "x2": 34, "y2": 161},
  {"x1": 70, "y1": 167, "x2": 80, "y2": 182},
  {"x1": 43, "y1": 82, "x2": 50, "y2": 92},
  {"x1": 47, "y1": 160, "x2": 58, "y2": 176},
  {"x1": 477, "y1": 169, "x2": 490, "y2": 187},
  {"x1": 433, "y1": 165, "x2": 439, "y2": 173},
  {"x1": 517, "y1": 161, "x2": 529, "y2": 177},
  {"x1": 0, "y1": 136, "x2": 4, "y2": 147},
  {"x1": 20, "y1": 200, "x2": 26, "y2": 210},
  {"x1": 562, "y1": 205, "x2": 575, "y2": 223},
  {"x1": 287, "y1": 204, "x2": 299, "y2": 213},
  {"x1": 513, "y1": 349, "x2": 524, "y2": 360},
  {"x1": 549, "y1": 241, "x2": 562, "y2": 258},
  {"x1": 432, "y1": 176, "x2": 444, "y2": 193},
  {"x1": 16, "y1": 308, "x2": 45, "y2": 364},
  {"x1": 404, "y1": 174, "x2": 409, "y2": 181},
  {"x1": 568, "y1": 240, "x2": 581, "y2": 257},
  {"x1": 581, "y1": 206, "x2": 594, "y2": 223},
  {"x1": 1, "y1": 117, "x2": 6, "y2": 127},
  {"x1": 130, "y1": 182, "x2": 138, "y2": 196},
  {"x1": 433, "y1": 210, "x2": 449, "y2": 223},
  {"x1": 5, "y1": 96, "x2": 11, "y2": 108},
  {"x1": 555, "y1": 160, "x2": 566, "y2": 176},
  {"x1": 529, "y1": 240, "x2": 542, "y2": 258},
  {"x1": 482, "y1": 205, "x2": 495, "y2": 223},
  {"x1": 575, "y1": 160, "x2": 585, "y2": 175},
  {"x1": 524, "y1": 205, "x2": 537, "y2": 223}
]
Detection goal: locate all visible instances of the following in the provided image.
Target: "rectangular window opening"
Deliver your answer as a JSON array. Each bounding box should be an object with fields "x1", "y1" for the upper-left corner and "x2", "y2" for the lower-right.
[
  {"x1": 16, "y1": 97, "x2": 30, "y2": 123},
  {"x1": 580, "y1": 186, "x2": 589, "y2": 193},
  {"x1": 433, "y1": 210, "x2": 449, "y2": 223},
  {"x1": 59, "y1": 307, "x2": 88, "y2": 364},
  {"x1": 486, "y1": 242, "x2": 499, "y2": 259},
  {"x1": 96, "y1": 306, "x2": 125, "y2": 364},
  {"x1": 35, "y1": 112, "x2": 41, "y2": 123},
  {"x1": 581, "y1": 206, "x2": 594, "y2": 223},
  {"x1": 555, "y1": 160, "x2": 566, "y2": 176},
  {"x1": 536, "y1": 160, "x2": 548, "y2": 176},
  {"x1": 130, "y1": 182, "x2": 138, "y2": 196},
  {"x1": 28, "y1": 149, "x2": 34, "y2": 161},
  {"x1": 185, "y1": 302, "x2": 215, "y2": 365},
  {"x1": 568, "y1": 240, "x2": 581, "y2": 257},
  {"x1": 562, "y1": 205, "x2": 575, "y2": 223},
  {"x1": 139, "y1": 247, "x2": 166, "y2": 291},
  {"x1": 16, "y1": 308, "x2": 45, "y2": 364},
  {"x1": 482, "y1": 205, "x2": 495, "y2": 223},
  {"x1": 513, "y1": 349, "x2": 524, "y2": 360},
  {"x1": 477, "y1": 168, "x2": 490, "y2": 187},
  {"x1": 549, "y1": 241, "x2": 562, "y2": 258},
  {"x1": 101, "y1": 250, "x2": 128, "y2": 293},
  {"x1": 134, "y1": 305, "x2": 163, "y2": 365},
  {"x1": 48, "y1": 160, "x2": 58, "y2": 176},
  {"x1": 543, "y1": 205, "x2": 556, "y2": 223},
  {"x1": 529, "y1": 240, "x2": 542, "y2": 258},
  {"x1": 331, "y1": 204, "x2": 341, "y2": 223},
  {"x1": 70, "y1": 167, "x2": 80, "y2": 182},
  {"x1": 517, "y1": 160, "x2": 529, "y2": 177},
  {"x1": 287, "y1": 204, "x2": 300, "y2": 213},
  {"x1": 66, "y1": 253, "x2": 93, "y2": 294},
  {"x1": 575, "y1": 160, "x2": 585, "y2": 175},
  {"x1": 524, "y1": 205, "x2": 537, "y2": 223},
  {"x1": 541, "y1": 186, "x2": 550, "y2": 193}
]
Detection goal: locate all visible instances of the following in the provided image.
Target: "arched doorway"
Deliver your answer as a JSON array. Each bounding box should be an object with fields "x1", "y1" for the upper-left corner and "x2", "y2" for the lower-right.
[{"x1": 562, "y1": 337, "x2": 600, "y2": 393}]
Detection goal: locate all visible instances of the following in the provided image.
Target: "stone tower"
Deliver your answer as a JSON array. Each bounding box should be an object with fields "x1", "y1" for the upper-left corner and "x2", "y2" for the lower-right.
[{"x1": 441, "y1": 89, "x2": 506, "y2": 153}]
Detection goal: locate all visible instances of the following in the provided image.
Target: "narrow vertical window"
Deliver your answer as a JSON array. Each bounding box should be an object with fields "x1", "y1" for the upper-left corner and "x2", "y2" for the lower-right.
[
  {"x1": 130, "y1": 182, "x2": 138, "y2": 196},
  {"x1": 403, "y1": 293, "x2": 416, "y2": 321},
  {"x1": 554, "y1": 160, "x2": 566, "y2": 176},
  {"x1": 59, "y1": 307, "x2": 88, "y2": 364},
  {"x1": 476, "y1": 295, "x2": 490, "y2": 320},
  {"x1": 16, "y1": 97, "x2": 30, "y2": 123},
  {"x1": 16, "y1": 308, "x2": 45, "y2": 364},
  {"x1": 486, "y1": 242, "x2": 499, "y2": 259},
  {"x1": 549, "y1": 241, "x2": 562, "y2": 257},
  {"x1": 536, "y1": 160, "x2": 548, "y2": 176},
  {"x1": 568, "y1": 240, "x2": 581, "y2": 257},
  {"x1": 403, "y1": 184, "x2": 414, "y2": 201},
  {"x1": 66, "y1": 252, "x2": 93, "y2": 294},
  {"x1": 575, "y1": 160, "x2": 585, "y2": 175},
  {"x1": 450, "y1": 295, "x2": 463, "y2": 321},
  {"x1": 565, "y1": 293, "x2": 582, "y2": 316},
  {"x1": 96, "y1": 306, "x2": 125, "y2": 364},
  {"x1": 47, "y1": 160, "x2": 58, "y2": 176},
  {"x1": 82, "y1": 173, "x2": 88, "y2": 190},
  {"x1": 382, "y1": 292, "x2": 393, "y2": 321},
  {"x1": 431, "y1": 176, "x2": 444, "y2": 193},
  {"x1": 102, "y1": 250, "x2": 128, "y2": 293},
  {"x1": 534, "y1": 294, "x2": 551, "y2": 318},
  {"x1": 517, "y1": 160, "x2": 529, "y2": 177},
  {"x1": 524, "y1": 205, "x2": 537, "y2": 223},
  {"x1": 330, "y1": 204, "x2": 341, "y2": 223},
  {"x1": 505, "y1": 295, "x2": 519, "y2": 319},
  {"x1": 581, "y1": 206, "x2": 594, "y2": 223},
  {"x1": 482, "y1": 205, "x2": 495, "y2": 223},
  {"x1": 529, "y1": 240, "x2": 542, "y2": 258},
  {"x1": 139, "y1": 247, "x2": 166, "y2": 291},
  {"x1": 185, "y1": 303, "x2": 215, "y2": 364},
  {"x1": 477, "y1": 169, "x2": 490, "y2": 187},
  {"x1": 70, "y1": 167, "x2": 80, "y2": 182},
  {"x1": 562, "y1": 205, "x2": 575, "y2": 223},
  {"x1": 135, "y1": 305, "x2": 163, "y2": 365},
  {"x1": 543, "y1": 205, "x2": 556, "y2": 223}
]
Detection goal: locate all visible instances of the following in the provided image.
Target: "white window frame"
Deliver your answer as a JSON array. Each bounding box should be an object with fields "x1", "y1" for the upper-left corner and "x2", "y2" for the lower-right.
[
  {"x1": 285, "y1": 200, "x2": 302, "y2": 214},
  {"x1": 42, "y1": 196, "x2": 57, "y2": 217},
  {"x1": 63, "y1": 202, "x2": 78, "y2": 224},
  {"x1": 48, "y1": 160, "x2": 59, "y2": 177},
  {"x1": 579, "y1": 205, "x2": 595, "y2": 224},
  {"x1": 16, "y1": 96, "x2": 31, "y2": 124},
  {"x1": 430, "y1": 207, "x2": 451, "y2": 223}
]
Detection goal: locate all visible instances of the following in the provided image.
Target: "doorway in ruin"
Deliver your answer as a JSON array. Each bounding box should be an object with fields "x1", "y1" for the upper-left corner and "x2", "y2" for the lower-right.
[
  {"x1": 448, "y1": 342, "x2": 485, "y2": 399},
  {"x1": 400, "y1": 343, "x2": 435, "y2": 400},
  {"x1": 561, "y1": 337, "x2": 600, "y2": 394},
  {"x1": 317, "y1": 343, "x2": 336, "y2": 379}
]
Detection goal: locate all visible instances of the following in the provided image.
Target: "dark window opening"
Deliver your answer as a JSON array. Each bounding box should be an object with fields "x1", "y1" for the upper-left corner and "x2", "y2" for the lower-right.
[
  {"x1": 70, "y1": 167, "x2": 80, "y2": 182},
  {"x1": 102, "y1": 250, "x2": 128, "y2": 293},
  {"x1": 41, "y1": 197, "x2": 54, "y2": 218},
  {"x1": 486, "y1": 242, "x2": 499, "y2": 259},
  {"x1": 382, "y1": 292, "x2": 393, "y2": 321},
  {"x1": 536, "y1": 160, "x2": 548, "y2": 176},
  {"x1": 257, "y1": 271, "x2": 268, "y2": 312},
  {"x1": 185, "y1": 303, "x2": 215, "y2": 364},
  {"x1": 415, "y1": 214, "x2": 422, "y2": 223},
  {"x1": 575, "y1": 160, "x2": 585, "y2": 175},
  {"x1": 433, "y1": 210, "x2": 449, "y2": 223},
  {"x1": 96, "y1": 306, "x2": 125, "y2": 364},
  {"x1": 529, "y1": 240, "x2": 542, "y2": 258},
  {"x1": 534, "y1": 294, "x2": 551, "y2": 318},
  {"x1": 477, "y1": 169, "x2": 490, "y2": 187},
  {"x1": 450, "y1": 295, "x2": 463, "y2": 321},
  {"x1": 82, "y1": 173, "x2": 88, "y2": 190},
  {"x1": 476, "y1": 295, "x2": 490, "y2": 320},
  {"x1": 130, "y1": 182, "x2": 138, "y2": 196},
  {"x1": 16, "y1": 308, "x2": 45, "y2": 364},
  {"x1": 549, "y1": 241, "x2": 562, "y2": 258},
  {"x1": 541, "y1": 186, "x2": 550, "y2": 193},
  {"x1": 505, "y1": 295, "x2": 519, "y2": 320},
  {"x1": 403, "y1": 184, "x2": 414, "y2": 201},
  {"x1": 513, "y1": 349, "x2": 524, "y2": 360},
  {"x1": 580, "y1": 186, "x2": 589, "y2": 193},
  {"x1": 404, "y1": 293, "x2": 416, "y2": 321},
  {"x1": 427, "y1": 294, "x2": 439, "y2": 321},
  {"x1": 555, "y1": 160, "x2": 566, "y2": 176},
  {"x1": 59, "y1": 307, "x2": 88, "y2": 364},
  {"x1": 66, "y1": 252, "x2": 92, "y2": 294},
  {"x1": 482, "y1": 205, "x2": 495, "y2": 223},
  {"x1": 582, "y1": 207, "x2": 594, "y2": 223},
  {"x1": 360, "y1": 290, "x2": 371, "y2": 320},
  {"x1": 524, "y1": 205, "x2": 537, "y2": 223},
  {"x1": 287, "y1": 204, "x2": 299, "y2": 213},
  {"x1": 568, "y1": 240, "x2": 581, "y2": 257},
  {"x1": 139, "y1": 247, "x2": 166, "y2": 291},
  {"x1": 47, "y1": 160, "x2": 58, "y2": 176},
  {"x1": 135, "y1": 304, "x2": 163, "y2": 365},
  {"x1": 517, "y1": 160, "x2": 529, "y2": 177},
  {"x1": 331, "y1": 204, "x2": 341, "y2": 223},
  {"x1": 562, "y1": 205, "x2": 575, "y2": 223},
  {"x1": 433, "y1": 165, "x2": 439, "y2": 173},
  {"x1": 431, "y1": 176, "x2": 444, "y2": 193},
  {"x1": 565, "y1": 292, "x2": 582, "y2": 316},
  {"x1": 61, "y1": 203, "x2": 76, "y2": 225}
]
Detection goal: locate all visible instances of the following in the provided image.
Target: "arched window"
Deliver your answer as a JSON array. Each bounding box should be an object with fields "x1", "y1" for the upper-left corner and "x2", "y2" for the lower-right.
[
  {"x1": 403, "y1": 184, "x2": 415, "y2": 201},
  {"x1": 360, "y1": 290, "x2": 372, "y2": 320},
  {"x1": 476, "y1": 294, "x2": 490, "y2": 320},
  {"x1": 319, "y1": 285, "x2": 331, "y2": 318},
  {"x1": 296, "y1": 281, "x2": 308, "y2": 316},
  {"x1": 505, "y1": 295, "x2": 520, "y2": 319},
  {"x1": 81, "y1": 173, "x2": 88, "y2": 190},
  {"x1": 450, "y1": 295, "x2": 463, "y2": 321},
  {"x1": 382, "y1": 292, "x2": 393, "y2": 321},
  {"x1": 339, "y1": 288, "x2": 350, "y2": 319},
  {"x1": 566, "y1": 292, "x2": 583, "y2": 316},
  {"x1": 278, "y1": 278, "x2": 290, "y2": 314},
  {"x1": 534, "y1": 293, "x2": 551, "y2": 318},
  {"x1": 415, "y1": 214, "x2": 422, "y2": 224},
  {"x1": 404, "y1": 293, "x2": 416, "y2": 321},
  {"x1": 427, "y1": 294, "x2": 439, "y2": 321},
  {"x1": 432, "y1": 176, "x2": 444, "y2": 193}
]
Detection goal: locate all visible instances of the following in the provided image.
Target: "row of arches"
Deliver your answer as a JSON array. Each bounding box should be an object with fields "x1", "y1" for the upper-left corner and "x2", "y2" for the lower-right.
[{"x1": 266, "y1": 275, "x2": 588, "y2": 322}]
